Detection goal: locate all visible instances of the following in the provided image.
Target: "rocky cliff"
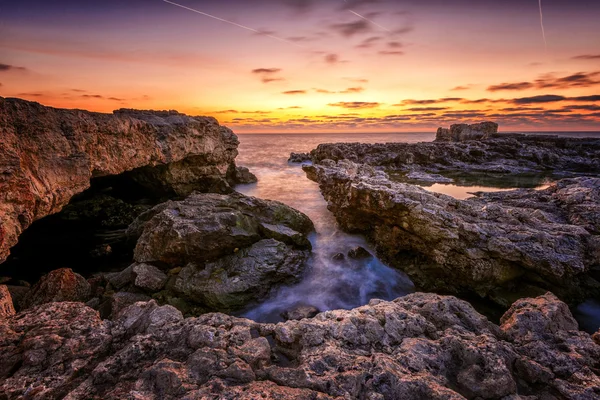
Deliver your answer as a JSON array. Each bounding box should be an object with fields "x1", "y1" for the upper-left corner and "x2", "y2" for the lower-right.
[
  {"x1": 0, "y1": 291, "x2": 598, "y2": 399},
  {"x1": 0, "y1": 97, "x2": 243, "y2": 264}
]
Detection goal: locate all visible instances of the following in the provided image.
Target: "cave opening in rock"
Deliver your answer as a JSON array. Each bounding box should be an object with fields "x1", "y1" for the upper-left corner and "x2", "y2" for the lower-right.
[{"x1": 0, "y1": 169, "x2": 170, "y2": 285}]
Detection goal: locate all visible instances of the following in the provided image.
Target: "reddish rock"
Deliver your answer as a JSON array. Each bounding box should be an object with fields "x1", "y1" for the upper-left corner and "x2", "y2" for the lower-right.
[
  {"x1": 0, "y1": 97, "x2": 241, "y2": 264},
  {"x1": 0, "y1": 285, "x2": 15, "y2": 318},
  {"x1": 21, "y1": 268, "x2": 91, "y2": 309}
]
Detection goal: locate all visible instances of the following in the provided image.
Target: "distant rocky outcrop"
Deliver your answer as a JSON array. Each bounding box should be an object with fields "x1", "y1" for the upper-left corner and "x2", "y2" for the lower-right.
[
  {"x1": 288, "y1": 152, "x2": 312, "y2": 163},
  {"x1": 0, "y1": 98, "x2": 246, "y2": 264},
  {"x1": 307, "y1": 158, "x2": 600, "y2": 305},
  {"x1": 90, "y1": 192, "x2": 315, "y2": 315},
  {"x1": 435, "y1": 121, "x2": 498, "y2": 142},
  {"x1": 1, "y1": 292, "x2": 599, "y2": 399}
]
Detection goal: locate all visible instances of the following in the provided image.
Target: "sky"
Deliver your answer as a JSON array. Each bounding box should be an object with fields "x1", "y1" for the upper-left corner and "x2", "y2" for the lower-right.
[{"x1": 1, "y1": 0, "x2": 599, "y2": 132}]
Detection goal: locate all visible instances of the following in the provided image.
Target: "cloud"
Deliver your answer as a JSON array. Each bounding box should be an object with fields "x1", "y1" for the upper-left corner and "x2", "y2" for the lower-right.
[
  {"x1": 215, "y1": 110, "x2": 239, "y2": 114},
  {"x1": 328, "y1": 101, "x2": 381, "y2": 109},
  {"x1": 340, "y1": 87, "x2": 364, "y2": 94},
  {"x1": 379, "y1": 51, "x2": 404, "y2": 56},
  {"x1": 330, "y1": 20, "x2": 371, "y2": 37},
  {"x1": 487, "y1": 71, "x2": 600, "y2": 92},
  {"x1": 325, "y1": 53, "x2": 340, "y2": 64},
  {"x1": 511, "y1": 94, "x2": 600, "y2": 104},
  {"x1": 344, "y1": 77, "x2": 369, "y2": 83},
  {"x1": 356, "y1": 36, "x2": 381, "y2": 49},
  {"x1": 387, "y1": 41, "x2": 403, "y2": 49},
  {"x1": 17, "y1": 92, "x2": 43, "y2": 97},
  {"x1": 252, "y1": 68, "x2": 284, "y2": 83},
  {"x1": 487, "y1": 82, "x2": 535, "y2": 92},
  {"x1": 282, "y1": 90, "x2": 307, "y2": 95},
  {"x1": 572, "y1": 54, "x2": 600, "y2": 60},
  {"x1": 285, "y1": 0, "x2": 315, "y2": 13},
  {"x1": 406, "y1": 107, "x2": 449, "y2": 112},
  {"x1": 451, "y1": 85, "x2": 473, "y2": 91},
  {"x1": 396, "y1": 98, "x2": 463, "y2": 106},
  {"x1": 0, "y1": 63, "x2": 27, "y2": 72}
]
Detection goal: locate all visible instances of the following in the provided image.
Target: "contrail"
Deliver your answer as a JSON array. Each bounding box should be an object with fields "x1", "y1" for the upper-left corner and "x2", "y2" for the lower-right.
[
  {"x1": 162, "y1": 0, "x2": 305, "y2": 48},
  {"x1": 538, "y1": 0, "x2": 547, "y2": 49},
  {"x1": 343, "y1": 0, "x2": 391, "y2": 33}
]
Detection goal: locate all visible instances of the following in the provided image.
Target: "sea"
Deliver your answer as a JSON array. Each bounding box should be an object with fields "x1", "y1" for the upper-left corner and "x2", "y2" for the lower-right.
[{"x1": 234, "y1": 131, "x2": 600, "y2": 332}]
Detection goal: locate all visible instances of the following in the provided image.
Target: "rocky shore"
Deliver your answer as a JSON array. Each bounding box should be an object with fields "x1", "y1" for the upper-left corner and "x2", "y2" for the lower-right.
[
  {"x1": 303, "y1": 123, "x2": 600, "y2": 308},
  {"x1": 2, "y1": 104, "x2": 600, "y2": 400}
]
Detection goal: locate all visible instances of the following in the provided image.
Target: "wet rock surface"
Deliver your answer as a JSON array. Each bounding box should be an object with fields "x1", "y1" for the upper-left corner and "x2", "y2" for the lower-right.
[
  {"x1": 91, "y1": 192, "x2": 315, "y2": 315},
  {"x1": 307, "y1": 158, "x2": 600, "y2": 306},
  {"x1": 0, "y1": 97, "x2": 242, "y2": 264},
  {"x1": 0, "y1": 293, "x2": 598, "y2": 399}
]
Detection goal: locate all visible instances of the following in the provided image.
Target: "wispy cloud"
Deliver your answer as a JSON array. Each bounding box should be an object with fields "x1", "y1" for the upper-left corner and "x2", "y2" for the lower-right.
[
  {"x1": 488, "y1": 71, "x2": 600, "y2": 92},
  {"x1": 0, "y1": 63, "x2": 27, "y2": 72},
  {"x1": 328, "y1": 101, "x2": 380, "y2": 109},
  {"x1": 572, "y1": 54, "x2": 600, "y2": 60},
  {"x1": 282, "y1": 90, "x2": 307, "y2": 95},
  {"x1": 252, "y1": 68, "x2": 284, "y2": 83},
  {"x1": 330, "y1": 20, "x2": 371, "y2": 37}
]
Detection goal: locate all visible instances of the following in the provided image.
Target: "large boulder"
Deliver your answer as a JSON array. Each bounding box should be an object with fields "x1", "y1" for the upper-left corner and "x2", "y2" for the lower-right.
[
  {"x1": 308, "y1": 159, "x2": 600, "y2": 305},
  {"x1": 0, "y1": 97, "x2": 243, "y2": 265},
  {"x1": 435, "y1": 121, "x2": 498, "y2": 142},
  {"x1": 21, "y1": 268, "x2": 91, "y2": 309},
  {"x1": 1, "y1": 293, "x2": 599, "y2": 399},
  {"x1": 123, "y1": 192, "x2": 314, "y2": 312}
]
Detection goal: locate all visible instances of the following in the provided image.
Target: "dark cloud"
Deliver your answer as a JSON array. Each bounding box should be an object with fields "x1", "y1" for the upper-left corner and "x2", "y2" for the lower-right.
[
  {"x1": 328, "y1": 101, "x2": 380, "y2": 109},
  {"x1": 81, "y1": 94, "x2": 103, "y2": 99},
  {"x1": 387, "y1": 41, "x2": 403, "y2": 49},
  {"x1": 330, "y1": 20, "x2": 371, "y2": 37},
  {"x1": 572, "y1": 54, "x2": 600, "y2": 60},
  {"x1": 252, "y1": 68, "x2": 284, "y2": 84},
  {"x1": 397, "y1": 98, "x2": 463, "y2": 106},
  {"x1": 0, "y1": 63, "x2": 27, "y2": 72},
  {"x1": 487, "y1": 71, "x2": 600, "y2": 92},
  {"x1": 70, "y1": 89, "x2": 86, "y2": 93},
  {"x1": 573, "y1": 95, "x2": 600, "y2": 102},
  {"x1": 511, "y1": 94, "x2": 600, "y2": 104},
  {"x1": 564, "y1": 105, "x2": 600, "y2": 111},
  {"x1": 282, "y1": 90, "x2": 307, "y2": 95},
  {"x1": 107, "y1": 97, "x2": 124, "y2": 102},
  {"x1": 487, "y1": 82, "x2": 534, "y2": 92},
  {"x1": 18, "y1": 92, "x2": 43, "y2": 97},
  {"x1": 406, "y1": 107, "x2": 449, "y2": 111}
]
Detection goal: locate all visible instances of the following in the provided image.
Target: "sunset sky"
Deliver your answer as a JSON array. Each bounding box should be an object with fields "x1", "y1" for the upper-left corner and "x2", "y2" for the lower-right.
[{"x1": 1, "y1": 0, "x2": 599, "y2": 132}]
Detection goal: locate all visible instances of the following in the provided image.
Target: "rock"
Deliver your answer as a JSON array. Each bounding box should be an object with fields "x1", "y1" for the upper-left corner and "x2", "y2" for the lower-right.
[
  {"x1": 175, "y1": 239, "x2": 308, "y2": 311},
  {"x1": 104, "y1": 265, "x2": 134, "y2": 289},
  {"x1": 405, "y1": 171, "x2": 454, "y2": 183},
  {"x1": 132, "y1": 263, "x2": 168, "y2": 292},
  {"x1": 1, "y1": 293, "x2": 599, "y2": 398},
  {"x1": 348, "y1": 246, "x2": 372, "y2": 259},
  {"x1": 109, "y1": 291, "x2": 152, "y2": 318},
  {"x1": 21, "y1": 268, "x2": 91, "y2": 309},
  {"x1": 0, "y1": 97, "x2": 241, "y2": 264},
  {"x1": 281, "y1": 305, "x2": 319, "y2": 321},
  {"x1": 435, "y1": 122, "x2": 498, "y2": 142},
  {"x1": 0, "y1": 285, "x2": 15, "y2": 318},
  {"x1": 288, "y1": 152, "x2": 312, "y2": 163},
  {"x1": 310, "y1": 134, "x2": 600, "y2": 176},
  {"x1": 308, "y1": 157, "x2": 600, "y2": 305},
  {"x1": 5, "y1": 285, "x2": 29, "y2": 310},
  {"x1": 332, "y1": 252, "x2": 345, "y2": 261},
  {"x1": 231, "y1": 165, "x2": 258, "y2": 184},
  {"x1": 128, "y1": 192, "x2": 314, "y2": 312}
]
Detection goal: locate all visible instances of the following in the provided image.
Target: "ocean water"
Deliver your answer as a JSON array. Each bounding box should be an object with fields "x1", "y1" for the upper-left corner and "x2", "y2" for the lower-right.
[{"x1": 235, "y1": 132, "x2": 600, "y2": 330}]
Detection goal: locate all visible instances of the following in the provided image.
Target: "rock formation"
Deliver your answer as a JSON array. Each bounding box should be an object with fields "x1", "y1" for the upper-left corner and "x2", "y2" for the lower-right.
[
  {"x1": 305, "y1": 159, "x2": 600, "y2": 306},
  {"x1": 435, "y1": 121, "x2": 498, "y2": 142},
  {"x1": 91, "y1": 192, "x2": 315, "y2": 315},
  {"x1": 0, "y1": 97, "x2": 244, "y2": 264},
  {"x1": 1, "y1": 293, "x2": 599, "y2": 399}
]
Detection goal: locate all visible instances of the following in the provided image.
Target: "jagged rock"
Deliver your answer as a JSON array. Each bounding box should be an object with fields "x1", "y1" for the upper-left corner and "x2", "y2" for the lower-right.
[
  {"x1": 21, "y1": 268, "x2": 91, "y2": 309},
  {"x1": 5, "y1": 286, "x2": 28, "y2": 311},
  {"x1": 132, "y1": 263, "x2": 168, "y2": 292},
  {"x1": 1, "y1": 293, "x2": 598, "y2": 399},
  {"x1": 348, "y1": 246, "x2": 372, "y2": 259},
  {"x1": 125, "y1": 192, "x2": 314, "y2": 312},
  {"x1": 310, "y1": 134, "x2": 600, "y2": 176},
  {"x1": 406, "y1": 171, "x2": 454, "y2": 183},
  {"x1": 0, "y1": 285, "x2": 15, "y2": 318},
  {"x1": 109, "y1": 291, "x2": 152, "y2": 318},
  {"x1": 308, "y1": 158, "x2": 600, "y2": 305},
  {"x1": 288, "y1": 152, "x2": 312, "y2": 163},
  {"x1": 281, "y1": 305, "x2": 320, "y2": 321},
  {"x1": 0, "y1": 97, "x2": 244, "y2": 264},
  {"x1": 231, "y1": 166, "x2": 258, "y2": 184},
  {"x1": 435, "y1": 122, "x2": 498, "y2": 142}
]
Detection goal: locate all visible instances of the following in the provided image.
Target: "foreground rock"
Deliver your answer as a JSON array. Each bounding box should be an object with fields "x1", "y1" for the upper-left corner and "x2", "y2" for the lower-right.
[
  {"x1": 96, "y1": 192, "x2": 314, "y2": 314},
  {"x1": 21, "y1": 268, "x2": 90, "y2": 310},
  {"x1": 0, "y1": 97, "x2": 243, "y2": 264},
  {"x1": 0, "y1": 285, "x2": 15, "y2": 318},
  {"x1": 308, "y1": 159, "x2": 600, "y2": 305},
  {"x1": 1, "y1": 292, "x2": 598, "y2": 399}
]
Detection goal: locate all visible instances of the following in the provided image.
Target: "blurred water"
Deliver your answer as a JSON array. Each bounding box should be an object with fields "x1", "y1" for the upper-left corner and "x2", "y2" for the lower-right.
[{"x1": 235, "y1": 133, "x2": 424, "y2": 322}]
